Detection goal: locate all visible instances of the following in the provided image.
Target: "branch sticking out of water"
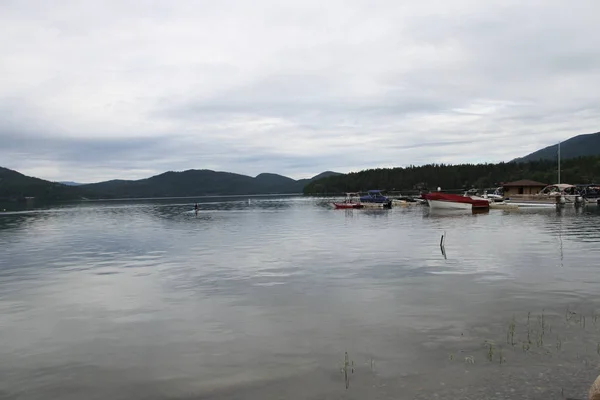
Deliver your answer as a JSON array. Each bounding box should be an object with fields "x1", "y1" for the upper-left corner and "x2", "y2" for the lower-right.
[
  {"x1": 440, "y1": 231, "x2": 446, "y2": 259},
  {"x1": 341, "y1": 352, "x2": 354, "y2": 389}
]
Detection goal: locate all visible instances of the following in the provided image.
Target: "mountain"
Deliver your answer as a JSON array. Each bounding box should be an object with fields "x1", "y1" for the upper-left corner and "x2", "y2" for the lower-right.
[
  {"x1": 78, "y1": 169, "x2": 342, "y2": 199},
  {"x1": 0, "y1": 167, "x2": 82, "y2": 201},
  {"x1": 512, "y1": 132, "x2": 600, "y2": 163},
  {"x1": 0, "y1": 167, "x2": 342, "y2": 200},
  {"x1": 298, "y1": 171, "x2": 341, "y2": 183},
  {"x1": 303, "y1": 156, "x2": 600, "y2": 194},
  {"x1": 59, "y1": 181, "x2": 85, "y2": 186}
]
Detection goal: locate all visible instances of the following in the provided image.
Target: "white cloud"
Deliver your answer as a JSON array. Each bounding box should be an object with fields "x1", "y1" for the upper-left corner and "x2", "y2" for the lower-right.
[{"x1": 0, "y1": 0, "x2": 599, "y2": 182}]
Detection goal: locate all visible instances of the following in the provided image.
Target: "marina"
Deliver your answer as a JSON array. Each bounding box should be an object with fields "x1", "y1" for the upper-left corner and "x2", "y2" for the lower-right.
[{"x1": 331, "y1": 181, "x2": 600, "y2": 213}]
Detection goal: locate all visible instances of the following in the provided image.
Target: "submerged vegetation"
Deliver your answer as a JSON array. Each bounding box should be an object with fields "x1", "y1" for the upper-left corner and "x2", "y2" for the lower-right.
[
  {"x1": 303, "y1": 155, "x2": 600, "y2": 194},
  {"x1": 447, "y1": 306, "x2": 600, "y2": 367}
]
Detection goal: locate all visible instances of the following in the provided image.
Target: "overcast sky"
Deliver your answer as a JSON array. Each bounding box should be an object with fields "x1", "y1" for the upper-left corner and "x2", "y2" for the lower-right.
[{"x1": 1, "y1": 0, "x2": 599, "y2": 183}]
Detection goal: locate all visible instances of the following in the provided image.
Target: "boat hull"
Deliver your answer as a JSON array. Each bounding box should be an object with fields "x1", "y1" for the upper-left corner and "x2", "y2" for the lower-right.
[
  {"x1": 422, "y1": 192, "x2": 490, "y2": 210},
  {"x1": 427, "y1": 199, "x2": 472, "y2": 210},
  {"x1": 333, "y1": 203, "x2": 363, "y2": 209},
  {"x1": 362, "y1": 202, "x2": 387, "y2": 208}
]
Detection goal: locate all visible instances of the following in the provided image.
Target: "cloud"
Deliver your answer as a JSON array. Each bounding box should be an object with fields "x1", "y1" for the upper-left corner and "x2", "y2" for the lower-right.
[{"x1": 0, "y1": 0, "x2": 599, "y2": 182}]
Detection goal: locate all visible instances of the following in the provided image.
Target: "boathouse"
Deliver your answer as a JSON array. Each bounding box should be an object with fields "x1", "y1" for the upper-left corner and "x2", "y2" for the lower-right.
[{"x1": 502, "y1": 180, "x2": 547, "y2": 196}]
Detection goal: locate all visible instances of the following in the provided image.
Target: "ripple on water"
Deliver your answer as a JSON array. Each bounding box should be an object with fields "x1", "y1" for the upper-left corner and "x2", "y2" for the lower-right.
[{"x1": 0, "y1": 198, "x2": 599, "y2": 399}]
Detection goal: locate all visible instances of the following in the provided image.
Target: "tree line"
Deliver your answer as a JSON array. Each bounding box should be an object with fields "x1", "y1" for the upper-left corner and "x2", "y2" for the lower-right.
[{"x1": 302, "y1": 156, "x2": 600, "y2": 194}]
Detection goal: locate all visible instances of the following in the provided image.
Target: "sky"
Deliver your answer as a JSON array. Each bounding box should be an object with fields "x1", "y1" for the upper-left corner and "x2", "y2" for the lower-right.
[{"x1": 1, "y1": 0, "x2": 599, "y2": 183}]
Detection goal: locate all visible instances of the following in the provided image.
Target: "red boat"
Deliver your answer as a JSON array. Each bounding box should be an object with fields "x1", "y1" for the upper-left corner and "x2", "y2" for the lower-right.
[
  {"x1": 333, "y1": 192, "x2": 364, "y2": 209},
  {"x1": 421, "y1": 192, "x2": 490, "y2": 210}
]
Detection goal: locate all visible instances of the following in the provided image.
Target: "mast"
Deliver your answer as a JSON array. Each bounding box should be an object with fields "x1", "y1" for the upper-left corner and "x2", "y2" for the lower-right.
[{"x1": 558, "y1": 141, "x2": 561, "y2": 184}]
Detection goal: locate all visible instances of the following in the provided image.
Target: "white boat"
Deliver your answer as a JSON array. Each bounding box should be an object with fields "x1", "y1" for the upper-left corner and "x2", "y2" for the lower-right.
[
  {"x1": 391, "y1": 198, "x2": 423, "y2": 206},
  {"x1": 506, "y1": 184, "x2": 584, "y2": 207},
  {"x1": 576, "y1": 185, "x2": 600, "y2": 206},
  {"x1": 427, "y1": 199, "x2": 472, "y2": 210},
  {"x1": 422, "y1": 192, "x2": 490, "y2": 211}
]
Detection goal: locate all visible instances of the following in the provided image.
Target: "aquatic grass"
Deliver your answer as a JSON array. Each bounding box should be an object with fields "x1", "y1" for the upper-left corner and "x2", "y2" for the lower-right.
[
  {"x1": 507, "y1": 315, "x2": 516, "y2": 347},
  {"x1": 486, "y1": 341, "x2": 494, "y2": 361},
  {"x1": 526, "y1": 312, "x2": 531, "y2": 345},
  {"x1": 448, "y1": 308, "x2": 600, "y2": 369},
  {"x1": 341, "y1": 352, "x2": 354, "y2": 389},
  {"x1": 536, "y1": 310, "x2": 546, "y2": 348}
]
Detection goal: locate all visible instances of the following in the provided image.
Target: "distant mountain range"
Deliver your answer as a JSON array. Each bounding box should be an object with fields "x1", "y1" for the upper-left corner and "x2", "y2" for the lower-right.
[
  {"x1": 0, "y1": 167, "x2": 83, "y2": 201},
  {"x1": 59, "y1": 181, "x2": 85, "y2": 186},
  {"x1": 78, "y1": 170, "x2": 341, "y2": 199},
  {"x1": 512, "y1": 131, "x2": 600, "y2": 163},
  {"x1": 0, "y1": 168, "x2": 341, "y2": 201},
  {"x1": 3, "y1": 130, "x2": 599, "y2": 202}
]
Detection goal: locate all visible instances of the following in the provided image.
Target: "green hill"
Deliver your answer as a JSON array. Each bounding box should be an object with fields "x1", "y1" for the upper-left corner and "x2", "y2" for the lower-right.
[
  {"x1": 512, "y1": 132, "x2": 600, "y2": 163},
  {"x1": 303, "y1": 156, "x2": 600, "y2": 194},
  {"x1": 78, "y1": 169, "x2": 342, "y2": 199},
  {"x1": 0, "y1": 167, "x2": 82, "y2": 201},
  {"x1": 0, "y1": 167, "x2": 342, "y2": 201}
]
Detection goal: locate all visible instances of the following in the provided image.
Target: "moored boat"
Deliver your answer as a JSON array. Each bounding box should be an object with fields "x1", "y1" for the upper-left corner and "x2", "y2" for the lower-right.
[
  {"x1": 576, "y1": 184, "x2": 600, "y2": 206},
  {"x1": 391, "y1": 195, "x2": 424, "y2": 206},
  {"x1": 422, "y1": 192, "x2": 490, "y2": 211},
  {"x1": 360, "y1": 190, "x2": 392, "y2": 208},
  {"x1": 505, "y1": 184, "x2": 583, "y2": 207},
  {"x1": 332, "y1": 192, "x2": 364, "y2": 209}
]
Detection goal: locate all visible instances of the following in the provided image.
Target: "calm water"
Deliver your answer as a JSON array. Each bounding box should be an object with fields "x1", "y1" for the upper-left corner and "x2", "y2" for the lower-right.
[{"x1": 1, "y1": 197, "x2": 600, "y2": 400}]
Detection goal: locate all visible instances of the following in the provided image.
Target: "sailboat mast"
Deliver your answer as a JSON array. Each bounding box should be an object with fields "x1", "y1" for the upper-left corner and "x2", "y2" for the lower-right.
[{"x1": 558, "y1": 141, "x2": 561, "y2": 184}]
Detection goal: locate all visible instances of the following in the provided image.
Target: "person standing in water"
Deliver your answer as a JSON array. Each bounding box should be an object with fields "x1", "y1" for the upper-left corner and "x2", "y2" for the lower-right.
[{"x1": 194, "y1": 203, "x2": 199, "y2": 215}]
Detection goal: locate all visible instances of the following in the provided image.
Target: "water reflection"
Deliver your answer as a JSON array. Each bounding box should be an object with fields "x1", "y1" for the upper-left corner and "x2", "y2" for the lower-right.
[{"x1": 0, "y1": 197, "x2": 599, "y2": 399}]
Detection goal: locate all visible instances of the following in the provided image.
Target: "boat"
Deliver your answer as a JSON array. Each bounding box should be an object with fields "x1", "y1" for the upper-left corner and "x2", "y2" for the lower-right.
[
  {"x1": 576, "y1": 184, "x2": 600, "y2": 206},
  {"x1": 391, "y1": 195, "x2": 424, "y2": 206},
  {"x1": 505, "y1": 184, "x2": 584, "y2": 207},
  {"x1": 467, "y1": 191, "x2": 519, "y2": 210},
  {"x1": 360, "y1": 190, "x2": 390, "y2": 203},
  {"x1": 360, "y1": 190, "x2": 392, "y2": 208},
  {"x1": 481, "y1": 190, "x2": 504, "y2": 202},
  {"x1": 332, "y1": 193, "x2": 364, "y2": 209},
  {"x1": 421, "y1": 192, "x2": 490, "y2": 211}
]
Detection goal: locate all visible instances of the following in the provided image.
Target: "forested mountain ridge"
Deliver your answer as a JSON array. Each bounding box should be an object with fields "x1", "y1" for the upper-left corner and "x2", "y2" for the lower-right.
[
  {"x1": 0, "y1": 167, "x2": 82, "y2": 201},
  {"x1": 512, "y1": 132, "x2": 600, "y2": 163},
  {"x1": 303, "y1": 156, "x2": 600, "y2": 194},
  {"x1": 0, "y1": 167, "x2": 342, "y2": 200}
]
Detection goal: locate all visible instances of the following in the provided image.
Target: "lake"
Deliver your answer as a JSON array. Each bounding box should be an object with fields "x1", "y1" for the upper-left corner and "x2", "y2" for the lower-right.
[{"x1": 1, "y1": 196, "x2": 600, "y2": 400}]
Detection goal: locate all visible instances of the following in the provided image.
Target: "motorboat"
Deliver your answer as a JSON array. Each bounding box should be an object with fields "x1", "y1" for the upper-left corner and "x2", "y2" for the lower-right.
[
  {"x1": 505, "y1": 184, "x2": 584, "y2": 207},
  {"x1": 391, "y1": 195, "x2": 425, "y2": 206},
  {"x1": 468, "y1": 191, "x2": 518, "y2": 210},
  {"x1": 576, "y1": 184, "x2": 600, "y2": 206},
  {"x1": 421, "y1": 192, "x2": 490, "y2": 211},
  {"x1": 332, "y1": 193, "x2": 364, "y2": 209},
  {"x1": 360, "y1": 190, "x2": 392, "y2": 208}
]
